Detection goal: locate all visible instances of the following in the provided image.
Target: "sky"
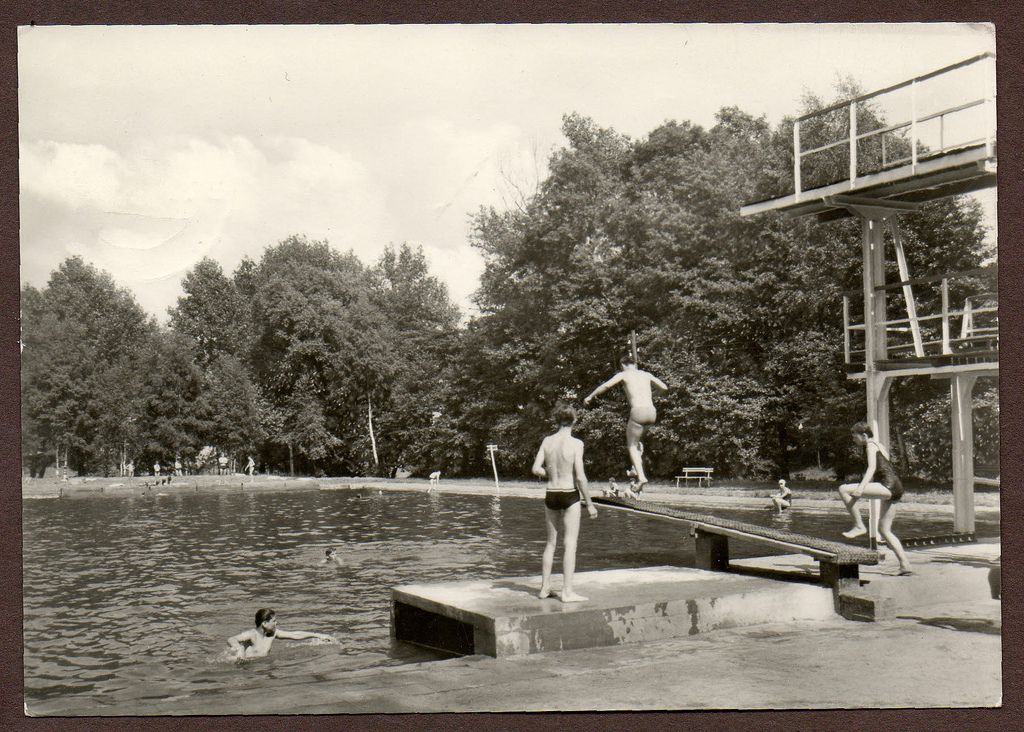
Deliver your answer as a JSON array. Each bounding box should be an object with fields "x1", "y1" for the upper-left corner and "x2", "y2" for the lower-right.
[{"x1": 18, "y1": 23, "x2": 996, "y2": 320}]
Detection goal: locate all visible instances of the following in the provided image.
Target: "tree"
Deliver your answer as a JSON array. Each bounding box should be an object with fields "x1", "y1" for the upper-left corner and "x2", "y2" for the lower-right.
[
  {"x1": 367, "y1": 243, "x2": 463, "y2": 475},
  {"x1": 201, "y1": 354, "x2": 265, "y2": 463},
  {"x1": 169, "y1": 257, "x2": 252, "y2": 366},
  {"x1": 248, "y1": 236, "x2": 394, "y2": 474},
  {"x1": 460, "y1": 99, "x2": 991, "y2": 481},
  {"x1": 135, "y1": 330, "x2": 207, "y2": 468},
  {"x1": 21, "y1": 257, "x2": 154, "y2": 475}
]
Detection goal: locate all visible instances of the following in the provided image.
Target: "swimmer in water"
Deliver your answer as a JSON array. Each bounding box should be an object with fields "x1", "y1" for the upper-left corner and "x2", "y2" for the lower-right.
[
  {"x1": 584, "y1": 353, "x2": 668, "y2": 491},
  {"x1": 322, "y1": 547, "x2": 344, "y2": 567},
  {"x1": 227, "y1": 608, "x2": 336, "y2": 659},
  {"x1": 532, "y1": 402, "x2": 597, "y2": 603}
]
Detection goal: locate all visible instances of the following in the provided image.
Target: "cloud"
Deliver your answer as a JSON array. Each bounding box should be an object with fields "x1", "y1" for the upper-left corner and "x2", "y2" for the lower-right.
[{"x1": 20, "y1": 135, "x2": 394, "y2": 317}]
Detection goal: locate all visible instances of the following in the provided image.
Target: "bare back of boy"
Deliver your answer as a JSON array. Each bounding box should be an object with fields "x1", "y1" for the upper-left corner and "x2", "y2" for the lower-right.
[{"x1": 540, "y1": 432, "x2": 583, "y2": 490}]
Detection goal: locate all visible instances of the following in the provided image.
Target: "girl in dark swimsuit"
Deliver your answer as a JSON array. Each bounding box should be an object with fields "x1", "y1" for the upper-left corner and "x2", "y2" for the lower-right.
[{"x1": 837, "y1": 421, "x2": 912, "y2": 575}]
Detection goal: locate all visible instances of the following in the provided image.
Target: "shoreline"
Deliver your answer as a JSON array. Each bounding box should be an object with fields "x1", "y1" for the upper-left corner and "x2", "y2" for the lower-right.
[{"x1": 22, "y1": 474, "x2": 1001, "y2": 518}]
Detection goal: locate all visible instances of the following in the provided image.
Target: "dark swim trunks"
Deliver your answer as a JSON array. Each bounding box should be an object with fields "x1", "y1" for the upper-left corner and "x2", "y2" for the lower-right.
[{"x1": 545, "y1": 490, "x2": 580, "y2": 511}]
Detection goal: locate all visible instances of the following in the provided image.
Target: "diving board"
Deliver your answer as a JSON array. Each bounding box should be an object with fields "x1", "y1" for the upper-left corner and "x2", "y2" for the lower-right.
[{"x1": 592, "y1": 495, "x2": 880, "y2": 597}]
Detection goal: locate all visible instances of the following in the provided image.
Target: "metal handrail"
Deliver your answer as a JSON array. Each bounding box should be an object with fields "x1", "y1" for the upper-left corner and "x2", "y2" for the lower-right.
[
  {"x1": 842, "y1": 273, "x2": 999, "y2": 365},
  {"x1": 794, "y1": 53, "x2": 995, "y2": 199},
  {"x1": 797, "y1": 52, "x2": 995, "y2": 122}
]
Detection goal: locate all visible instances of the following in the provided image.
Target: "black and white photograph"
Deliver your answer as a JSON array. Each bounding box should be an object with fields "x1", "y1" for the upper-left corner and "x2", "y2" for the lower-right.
[{"x1": 18, "y1": 22, "x2": 1002, "y2": 715}]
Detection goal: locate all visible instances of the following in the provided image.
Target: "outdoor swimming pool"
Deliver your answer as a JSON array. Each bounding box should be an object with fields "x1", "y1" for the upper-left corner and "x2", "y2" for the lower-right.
[{"x1": 23, "y1": 489, "x2": 999, "y2": 712}]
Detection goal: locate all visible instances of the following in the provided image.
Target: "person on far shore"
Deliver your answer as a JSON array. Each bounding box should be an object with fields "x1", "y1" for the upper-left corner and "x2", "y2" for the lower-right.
[
  {"x1": 837, "y1": 421, "x2": 912, "y2": 576},
  {"x1": 769, "y1": 479, "x2": 793, "y2": 513},
  {"x1": 531, "y1": 402, "x2": 597, "y2": 603},
  {"x1": 227, "y1": 608, "x2": 336, "y2": 660},
  {"x1": 218, "y1": 454, "x2": 229, "y2": 476},
  {"x1": 245, "y1": 456, "x2": 256, "y2": 476},
  {"x1": 126, "y1": 460, "x2": 134, "y2": 478}
]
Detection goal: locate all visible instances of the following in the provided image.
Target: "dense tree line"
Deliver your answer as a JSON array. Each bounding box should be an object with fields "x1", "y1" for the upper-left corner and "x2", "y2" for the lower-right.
[{"x1": 21, "y1": 98, "x2": 997, "y2": 483}]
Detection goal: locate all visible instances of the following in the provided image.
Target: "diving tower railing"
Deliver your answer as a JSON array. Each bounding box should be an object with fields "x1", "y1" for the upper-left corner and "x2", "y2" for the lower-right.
[
  {"x1": 741, "y1": 52, "x2": 996, "y2": 219},
  {"x1": 842, "y1": 266, "x2": 998, "y2": 371}
]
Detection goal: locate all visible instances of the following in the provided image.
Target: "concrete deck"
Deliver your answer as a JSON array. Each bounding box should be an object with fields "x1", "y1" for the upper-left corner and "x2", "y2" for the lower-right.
[
  {"x1": 393, "y1": 567, "x2": 836, "y2": 656},
  {"x1": 31, "y1": 542, "x2": 1000, "y2": 715}
]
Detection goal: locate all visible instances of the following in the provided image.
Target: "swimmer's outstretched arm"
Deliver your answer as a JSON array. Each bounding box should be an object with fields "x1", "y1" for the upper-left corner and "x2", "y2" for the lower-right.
[
  {"x1": 531, "y1": 442, "x2": 547, "y2": 479},
  {"x1": 276, "y1": 629, "x2": 336, "y2": 642},
  {"x1": 584, "y1": 373, "x2": 623, "y2": 404}
]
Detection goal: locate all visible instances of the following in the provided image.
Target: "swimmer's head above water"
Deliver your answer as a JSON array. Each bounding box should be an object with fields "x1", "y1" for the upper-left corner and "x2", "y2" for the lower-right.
[
  {"x1": 255, "y1": 607, "x2": 277, "y2": 636},
  {"x1": 619, "y1": 353, "x2": 637, "y2": 368},
  {"x1": 325, "y1": 548, "x2": 336, "y2": 558}
]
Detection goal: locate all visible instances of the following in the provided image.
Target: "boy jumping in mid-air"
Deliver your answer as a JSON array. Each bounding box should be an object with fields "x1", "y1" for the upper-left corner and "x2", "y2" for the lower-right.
[
  {"x1": 584, "y1": 354, "x2": 668, "y2": 491},
  {"x1": 532, "y1": 403, "x2": 598, "y2": 603},
  {"x1": 227, "y1": 608, "x2": 336, "y2": 659}
]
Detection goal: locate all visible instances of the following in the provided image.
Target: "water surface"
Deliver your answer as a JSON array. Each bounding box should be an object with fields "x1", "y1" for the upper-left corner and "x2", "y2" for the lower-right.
[{"x1": 23, "y1": 489, "x2": 998, "y2": 711}]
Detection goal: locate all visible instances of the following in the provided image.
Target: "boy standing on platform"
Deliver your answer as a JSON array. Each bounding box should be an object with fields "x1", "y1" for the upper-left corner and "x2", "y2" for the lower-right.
[{"x1": 532, "y1": 403, "x2": 597, "y2": 603}]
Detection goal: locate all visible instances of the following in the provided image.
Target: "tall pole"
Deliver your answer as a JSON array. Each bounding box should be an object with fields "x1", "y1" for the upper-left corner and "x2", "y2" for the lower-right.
[
  {"x1": 487, "y1": 444, "x2": 500, "y2": 490},
  {"x1": 630, "y1": 330, "x2": 639, "y2": 365},
  {"x1": 368, "y1": 398, "x2": 379, "y2": 469}
]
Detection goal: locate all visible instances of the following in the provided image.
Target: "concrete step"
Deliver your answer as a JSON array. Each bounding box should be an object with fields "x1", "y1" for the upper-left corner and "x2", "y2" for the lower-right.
[{"x1": 392, "y1": 566, "x2": 835, "y2": 657}]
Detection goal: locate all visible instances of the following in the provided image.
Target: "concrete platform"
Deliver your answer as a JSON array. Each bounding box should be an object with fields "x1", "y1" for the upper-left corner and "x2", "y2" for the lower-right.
[{"x1": 392, "y1": 566, "x2": 835, "y2": 657}]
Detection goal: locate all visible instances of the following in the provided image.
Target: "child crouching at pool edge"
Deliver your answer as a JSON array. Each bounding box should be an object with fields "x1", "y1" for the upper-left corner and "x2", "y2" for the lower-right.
[{"x1": 531, "y1": 402, "x2": 597, "y2": 603}]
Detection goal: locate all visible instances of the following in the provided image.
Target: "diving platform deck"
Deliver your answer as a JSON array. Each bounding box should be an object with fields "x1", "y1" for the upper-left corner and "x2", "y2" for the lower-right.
[
  {"x1": 391, "y1": 566, "x2": 836, "y2": 658},
  {"x1": 741, "y1": 144, "x2": 995, "y2": 220}
]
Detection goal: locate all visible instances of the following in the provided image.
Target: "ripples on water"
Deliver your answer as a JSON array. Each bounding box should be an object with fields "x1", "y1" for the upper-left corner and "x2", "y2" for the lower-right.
[{"x1": 23, "y1": 489, "x2": 998, "y2": 709}]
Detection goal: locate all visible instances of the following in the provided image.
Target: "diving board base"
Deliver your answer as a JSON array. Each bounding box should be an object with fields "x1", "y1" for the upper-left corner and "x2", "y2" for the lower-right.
[{"x1": 391, "y1": 567, "x2": 836, "y2": 658}]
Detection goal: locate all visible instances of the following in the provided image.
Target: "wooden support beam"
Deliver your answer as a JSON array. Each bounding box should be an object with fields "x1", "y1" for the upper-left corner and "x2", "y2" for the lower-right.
[
  {"x1": 825, "y1": 194, "x2": 923, "y2": 212},
  {"x1": 849, "y1": 361, "x2": 997, "y2": 380},
  {"x1": 950, "y1": 374, "x2": 978, "y2": 533},
  {"x1": 694, "y1": 531, "x2": 729, "y2": 572},
  {"x1": 886, "y1": 219, "x2": 925, "y2": 357}
]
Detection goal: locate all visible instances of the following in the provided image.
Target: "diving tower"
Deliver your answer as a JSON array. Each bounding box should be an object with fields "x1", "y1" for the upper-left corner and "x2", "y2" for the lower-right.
[{"x1": 741, "y1": 53, "x2": 997, "y2": 534}]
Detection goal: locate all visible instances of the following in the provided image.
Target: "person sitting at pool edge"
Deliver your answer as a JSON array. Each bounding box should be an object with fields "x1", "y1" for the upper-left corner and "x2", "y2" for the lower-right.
[
  {"x1": 531, "y1": 402, "x2": 597, "y2": 603},
  {"x1": 227, "y1": 608, "x2": 336, "y2": 659},
  {"x1": 769, "y1": 479, "x2": 793, "y2": 513}
]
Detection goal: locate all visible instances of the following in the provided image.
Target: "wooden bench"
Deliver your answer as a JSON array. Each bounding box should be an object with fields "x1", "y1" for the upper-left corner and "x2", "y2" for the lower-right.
[
  {"x1": 593, "y1": 495, "x2": 881, "y2": 614},
  {"x1": 675, "y1": 467, "x2": 714, "y2": 488}
]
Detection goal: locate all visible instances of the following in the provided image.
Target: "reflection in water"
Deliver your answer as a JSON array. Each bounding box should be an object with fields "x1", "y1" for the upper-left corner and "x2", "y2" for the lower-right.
[{"x1": 24, "y1": 490, "x2": 997, "y2": 708}]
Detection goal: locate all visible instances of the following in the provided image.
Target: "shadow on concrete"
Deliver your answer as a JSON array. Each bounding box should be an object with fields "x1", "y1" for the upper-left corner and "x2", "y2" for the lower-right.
[
  {"x1": 727, "y1": 564, "x2": 821, "y2": 586},
  {"x1": 491, "y1": 579, "x2": 540, "y2": 595},
  {"x1": 922, "y1": 553, "x2": 1000, "y2": 570},
  {"x1": 897, "y1": 615, "x2": 1001, "y2": 635}
]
